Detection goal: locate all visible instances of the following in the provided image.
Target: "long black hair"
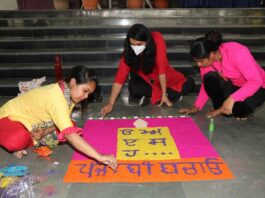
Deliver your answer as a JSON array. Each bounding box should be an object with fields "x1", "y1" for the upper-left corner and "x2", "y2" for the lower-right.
[
  {"x1": 205, "y1": 30, "x2": 223, "y2": 47},
  {"x1": 190, "y1": 31, "x2": 223, "y2": 59},
  {"x1": 65, "y1": 65, "x2": 99, "y2": 116},
  {"x1": 124, "y1": 24, "x2": 156, "y2": 74}
]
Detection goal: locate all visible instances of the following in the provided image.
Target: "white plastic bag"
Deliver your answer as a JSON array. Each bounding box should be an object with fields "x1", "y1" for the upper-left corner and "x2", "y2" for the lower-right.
[{"x1": 18, "y1": 76, "x2": 46, "y2": 95}]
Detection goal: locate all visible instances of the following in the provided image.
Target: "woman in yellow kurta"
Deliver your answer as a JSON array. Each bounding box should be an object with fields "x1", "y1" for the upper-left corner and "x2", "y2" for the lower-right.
[{"x1": 0, "y1": 66, "x2": 117, "y2": 170}]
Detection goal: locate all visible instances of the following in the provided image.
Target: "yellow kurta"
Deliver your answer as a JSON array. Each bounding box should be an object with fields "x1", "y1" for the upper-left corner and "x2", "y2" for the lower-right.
[{"x1": 0, "y1": 83, "x2": 75, "y2": 134}]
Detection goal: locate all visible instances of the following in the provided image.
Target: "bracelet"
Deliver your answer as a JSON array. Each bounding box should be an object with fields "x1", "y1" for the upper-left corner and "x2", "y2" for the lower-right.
[{"x1": 163, "y1": 93, "x2": 168, "y2": 97}]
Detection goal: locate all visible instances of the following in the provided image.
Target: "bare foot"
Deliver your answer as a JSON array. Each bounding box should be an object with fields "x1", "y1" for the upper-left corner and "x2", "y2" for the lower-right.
[
  {"x1": 207, "y1": 108, "x2": 222, "y2": 118},
  {"x1": 13, "y1": 150, "x2": 27, "y2": 159}
]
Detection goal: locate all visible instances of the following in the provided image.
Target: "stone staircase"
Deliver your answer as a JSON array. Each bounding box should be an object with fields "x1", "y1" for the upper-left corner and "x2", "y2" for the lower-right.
[{"x1": 0, "y1": 8, "x2": 265, "y2": 96}]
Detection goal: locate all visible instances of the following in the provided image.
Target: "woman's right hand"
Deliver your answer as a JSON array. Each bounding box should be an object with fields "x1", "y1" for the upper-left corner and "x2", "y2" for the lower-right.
[
  {"x1": 100, "y1": 102, "x2": 114, "y2": 116},
  {"x1": 179, "y1": 106, "x2": 199, "y2": 115},
  {"x1": 97, "y1": 154, "x2": 117, "y2": 171}
]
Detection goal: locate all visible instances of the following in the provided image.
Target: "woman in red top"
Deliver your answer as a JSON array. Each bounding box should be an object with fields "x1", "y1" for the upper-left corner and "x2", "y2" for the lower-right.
[{"x1": 101, "y1": 24, "x2": 194, "y2": 115}]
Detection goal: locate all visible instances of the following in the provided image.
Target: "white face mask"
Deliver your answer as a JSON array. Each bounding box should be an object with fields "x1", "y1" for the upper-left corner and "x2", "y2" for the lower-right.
[{"x1": 131, "y1": 45, "x2": 146, "y2": 56}]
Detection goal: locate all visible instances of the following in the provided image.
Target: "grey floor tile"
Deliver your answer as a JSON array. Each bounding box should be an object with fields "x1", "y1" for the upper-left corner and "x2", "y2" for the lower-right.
[{"x1": 67, "y1": 183, "x2": 185, "y2": 198}]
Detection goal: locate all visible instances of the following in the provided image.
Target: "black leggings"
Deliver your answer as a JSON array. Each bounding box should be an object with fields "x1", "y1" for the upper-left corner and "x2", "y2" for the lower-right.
[
  {"x1": 203, "y1": 72, "x2": 265, "y2": 118},
  {"x1": 128, "y1": 72, "x2": 195, "y2": 102}
]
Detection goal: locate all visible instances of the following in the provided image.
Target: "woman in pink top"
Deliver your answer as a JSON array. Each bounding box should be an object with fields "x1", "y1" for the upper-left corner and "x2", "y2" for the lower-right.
[{"x1": 180, "y1": 31, "x2": 265, "y2": 119}]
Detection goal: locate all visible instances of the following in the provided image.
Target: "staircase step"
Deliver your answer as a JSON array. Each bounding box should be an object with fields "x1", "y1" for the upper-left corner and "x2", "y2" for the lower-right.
[
  {"x1": 2, "y1": 33, "x2": 265, "y2": 40},
  {"x1": 0, "y1": 46, "x2": 264, "y2": 64},
  {"x1": 1, "y1": 34, "x2": 265, "y2": 50},
  {"x1": 1, "y1": 27, "x2": 265, "y2": 39},
  {"x1": 0, "y1": 61, "x2": 201, "y2": 78},
  {"x1": 0, "y1": 9, "x2": 265, "y2": 18},
  {"x1": 1, "y1": 17, "x2": 264, "y2": 29},
  {"x1": 0, "y1": 74, "x2": 202, "y2": 96}
]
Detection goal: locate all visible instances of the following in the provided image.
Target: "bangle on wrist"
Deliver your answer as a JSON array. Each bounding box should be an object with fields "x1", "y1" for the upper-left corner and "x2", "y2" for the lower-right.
[{"x1": 162, "y1": 93, "x2": 168, "y2": 97}]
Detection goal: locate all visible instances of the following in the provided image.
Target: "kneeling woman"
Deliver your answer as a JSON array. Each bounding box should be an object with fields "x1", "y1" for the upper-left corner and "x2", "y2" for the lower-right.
[
  {"x1": 180, "y1": 31, "x2": 265, "y2": 119},
  {"x1": 0, "y1": 66, "x2": 117, "y2": 170},
  {"x1": 101, "y1": 24, "x2": 194, "y2": 115}
]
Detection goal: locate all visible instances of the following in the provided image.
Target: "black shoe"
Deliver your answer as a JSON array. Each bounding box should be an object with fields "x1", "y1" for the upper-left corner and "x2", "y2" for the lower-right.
[
  {"x1": 128, "y1": 95, "x2": 140, "y2": 105},
  {"x1": 139, "y1": 96, "x2": 150, "y2": 106},
  {"x1": 177, "y1": 95, "x2": 183, "y2": 103}
]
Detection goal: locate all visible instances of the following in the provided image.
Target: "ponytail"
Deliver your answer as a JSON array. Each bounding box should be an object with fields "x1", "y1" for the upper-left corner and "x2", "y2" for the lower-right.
[
  {"x1": 205, "y1": 30, "x2": 223, "y2": 48},
  {"x1": 190, "y1": 31, "x2": 223, "y2": 59}
]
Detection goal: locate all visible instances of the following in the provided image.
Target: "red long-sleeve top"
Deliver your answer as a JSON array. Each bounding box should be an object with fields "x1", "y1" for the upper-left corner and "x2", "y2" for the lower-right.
[{"x1": 114, "y1": 32, "x2": 187, "y2": 104}]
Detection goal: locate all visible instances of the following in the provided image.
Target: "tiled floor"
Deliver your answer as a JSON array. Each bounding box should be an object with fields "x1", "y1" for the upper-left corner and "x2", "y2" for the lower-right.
[{"x1": 0, "y1": 95, "x2": 265, "y2": 198}]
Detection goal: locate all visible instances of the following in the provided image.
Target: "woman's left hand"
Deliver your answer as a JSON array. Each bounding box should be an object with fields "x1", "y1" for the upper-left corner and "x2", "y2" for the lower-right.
[
  {"x1": 159, "y1": 95, "x2": 173, "y2": 107},
  {"x1": 31, "y1": 126, "x2": 56, "y2": 141},
  {"x1": 221, "y1": 96, "x2": 235, "y2": 115},
  {"x1": 207, "y1": 108, "x2": 222, "y2": 118}
]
